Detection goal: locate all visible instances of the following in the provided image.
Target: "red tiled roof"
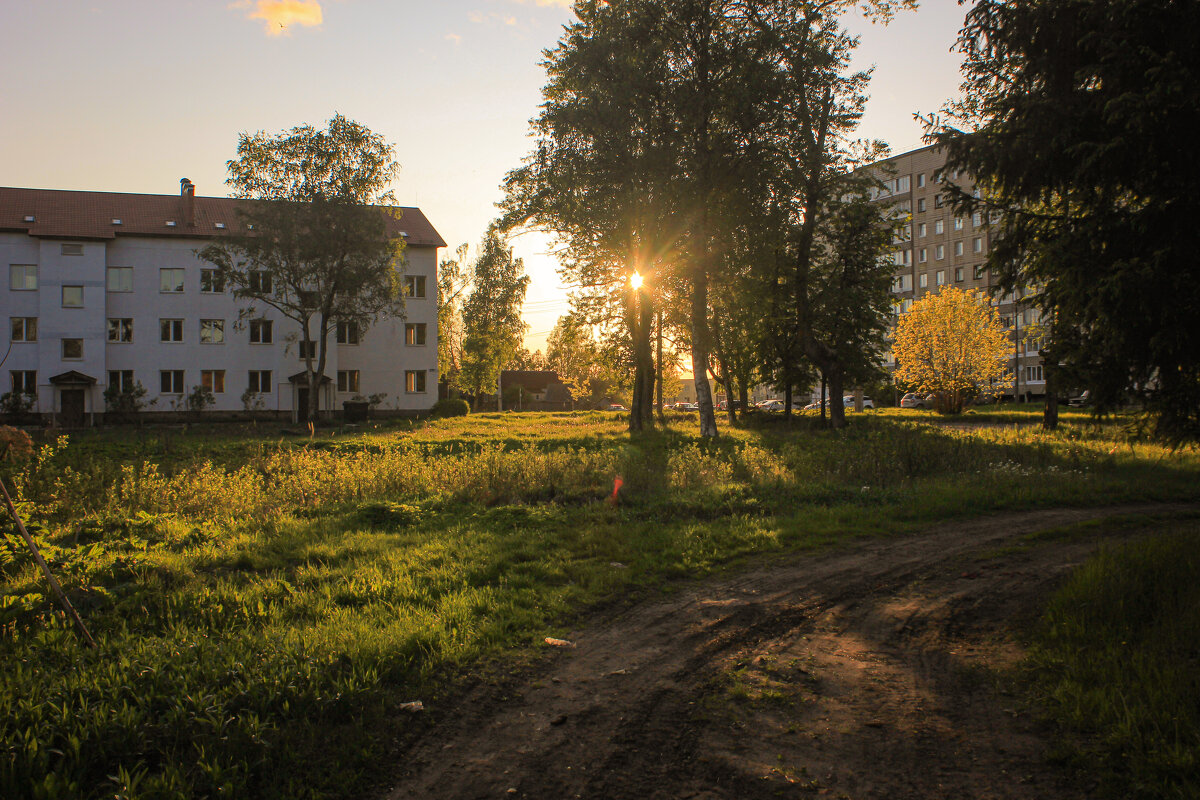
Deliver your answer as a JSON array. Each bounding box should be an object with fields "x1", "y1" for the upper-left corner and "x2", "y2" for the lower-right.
[{"x1": 0, "y1": 186, "x2": 446, "y2": 248}]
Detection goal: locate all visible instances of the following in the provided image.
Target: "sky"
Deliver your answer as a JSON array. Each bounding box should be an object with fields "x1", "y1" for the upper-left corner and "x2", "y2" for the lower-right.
[{"x1": 1, "y1": 0, "x2": 971, "y2": 353}]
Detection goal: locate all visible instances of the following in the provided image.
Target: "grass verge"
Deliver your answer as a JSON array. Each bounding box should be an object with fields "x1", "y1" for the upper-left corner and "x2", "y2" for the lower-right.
[{"x1": 1028, "y1": 520, "x2": 1200, "y2": 799}]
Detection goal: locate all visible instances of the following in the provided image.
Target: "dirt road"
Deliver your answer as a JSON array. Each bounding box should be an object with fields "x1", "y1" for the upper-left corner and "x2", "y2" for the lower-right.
[{"x1": 384, "y1": 504, "x2": 1191, "y2": 800}]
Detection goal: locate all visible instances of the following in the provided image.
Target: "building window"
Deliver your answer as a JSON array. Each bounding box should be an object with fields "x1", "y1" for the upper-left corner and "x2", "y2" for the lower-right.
[
  {"x1": 955, "y1": 267, "x2": 964, "y2": 283},
  {"x1": 11, "y1": 371, "x2": 36, "y2": 395},
  {"x1": 106, "y1": 266, "x2": 133, "y2": 292},
  {"x1": 918, "y1": 248, "x2": 927, "y2": 264},
  {"x1": 337, "y1": 370, "x2": 360, "y2": 393},
  {"x1": 936, "y1": 270, "x2": 946, "y2": 286},
  {"x1": 1025, "y1": 365, "x2": 1044, "y2": 383},
  {"x1": 160, "y1": 370, "x2": 184, "y2": 394},
  {"x1": 200, "y1": 269, "x2": 225, "y2": 293},
  {"x1": 973, "y1": 212, "x2": 983, "y2": 227},
  {"x1": 973, "y1": 237, "x2": 983, "y2": 253},
  {"x1": 917, "y1": 222, "x2": 926, "y2": 238},
  {"x1": 199, "y1": 319, "x2": 225, "y2": 344},
  {"x1": 336, "y1": 321, "x2": 360, "y2": 345},
  {"x1": 249, "y1": 319, "x2": 273, "y2": 344},
  {"x1": 404, "y1": 275, "x2": 426, "y2": 298},
  {"x1": 10, "y1": 317, "x2": 37, "y2": 342},
  {"x1": 954, "y1": 217, "x2": 964, "y2": 231},
  {"x1": 974, "y1": 265, "x2": 985, "y2": 280},
  {"x1": 934, "y1": 195, "x2": 945, "y2": 208},
  {"x1": 248, "y1": 370, "x2": 272, "y2": 394},
  {"x1": 160, "y1": 318, "x2": 184, "y2": 343},
  {"x1": 298, "y1": 340, "x2": 316, "y2": 359},
  {"x1": 249, "y1": 270, "x2": 272, "y2": 293},
  {"x1": 298, "y1": 290, "x2": 319, "y2": 309},
  {"x1": 61, "y1": 243, "x2": 83, "y2": 256},
  {"x1": 405, "y1": 370, "x2": 427, "y2": 394},
  {"x1": 916, "y1": 173, "x2": 925, "y2": 188},
  {"x1": 935, "y1": 245, "x2": 945, "y2": 260},
  {"x1": 109, "y1": 370, "x2": 135, "y2": 393},
  {"x1": 896, "y1": 175, "x2": 910, "y2": 193},
  {"x1": 201, "y1": 369, "x2": 225, "y2": 393},
  {"x1": 919, "y1": 273, "x2": 928, "y2": 288},
  {"x1": 9, "y1": 265, "x2": 37, "y2": 291},
  {"x1": 62, "y1": 285, "x2": 83, "y2": 307},
  {"x1": 160, "y1": 268, "x2": 185, "y2": 293},
  {"x1": 901, "y1": 298, "x2": 913, "y2": 313},
  {"x1": 934, "y1": 219, "x2": 944, "y2": 235},
  {"x1": 954, "y1": 241, "x2": 964, "y2": 256},
  {"x1": 62, "y1": 338, "x2": 83, "y2": 360},
  {"x1": 405, "y1": 323, "x2": 427, "y2": 346},
  {"x1": 107, "y1": 318, "x2": 133, "y2": 343},
  {"x1": 916, "y1": 198, "x2": 926, "y2": 213}
]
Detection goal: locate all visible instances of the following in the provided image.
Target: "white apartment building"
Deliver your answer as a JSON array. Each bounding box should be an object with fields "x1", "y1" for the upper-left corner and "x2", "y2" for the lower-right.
[
  {"x1": 867, "y1": 144, "x2": 1046, "y2": 399},
  {"x1": 1, "y1": 182, "x2": 444, "y2": 425}
]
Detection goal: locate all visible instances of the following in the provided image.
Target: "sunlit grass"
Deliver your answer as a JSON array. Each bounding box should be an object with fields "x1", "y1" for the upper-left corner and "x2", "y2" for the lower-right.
[{"x1": 1, "y1": 409, "x2": 1197, "y2": 798}]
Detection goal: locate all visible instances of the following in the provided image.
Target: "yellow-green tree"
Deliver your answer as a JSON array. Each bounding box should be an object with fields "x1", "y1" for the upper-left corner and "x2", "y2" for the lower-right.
[{"x1": 893, "y1": 287, "x2": 1011, "y2": 413}]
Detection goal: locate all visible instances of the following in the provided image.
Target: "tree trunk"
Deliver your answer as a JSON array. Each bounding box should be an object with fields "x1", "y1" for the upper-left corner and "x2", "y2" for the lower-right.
[
  {"x1": 656, "y1": 309, "x2": 665, "y2": 423},
  {"x1": 1042, "y1": 348, "x2": 1059, "y2": 431},
  {"x1": 710, "y1": 312, "x2": 736, "y2": 425},
  {"x1": 691, "y1": 261, "x2": 718, "y2": 438},
  {"x1": 638, "y1": 291, "x2": 655, "y2": 429},
  {"x1": 820, "y1": 373, "x2": 827, "y2": 424},
  {"x1": 784, "y1": 383, "x2": 793, "y2": 421},
  {"x1": 828, "y1": 368, "x2": 846, "y2": 429}
]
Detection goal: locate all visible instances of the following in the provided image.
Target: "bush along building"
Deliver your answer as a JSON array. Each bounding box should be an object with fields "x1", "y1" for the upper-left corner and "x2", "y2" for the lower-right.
[
  {"x1": 869, "y1": 144, "x2": 1046, "y2": 401},
  {"x1": 1, "y1": 181, "x2": 444, "y2": 425}
]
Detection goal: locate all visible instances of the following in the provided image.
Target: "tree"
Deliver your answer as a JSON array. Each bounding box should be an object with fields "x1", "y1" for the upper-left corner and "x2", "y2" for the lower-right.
[
  {"x1": 930, "y1": 0, "x2": 1200, "y2": 440},
  {"x1": 892, "y1": 287, "x2": 1012, "y2": 414},
  {"x1": 200, "y1": 114, "x2": 405, "y2": 422},
  {"x1": 457, "y1": 225, "x2": 530, "y2": 408},
  {"x1": 438, "y1": 243, "x2": 471, "y2": 391}
]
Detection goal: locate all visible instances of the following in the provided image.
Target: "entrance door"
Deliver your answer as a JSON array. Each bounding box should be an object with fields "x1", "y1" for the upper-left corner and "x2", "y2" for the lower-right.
[
  {"x1": 296, "y1": 388, "x2": 309, "y2": 423},
  {"x1": 61, "y1": 389, "x2": 85, "y2": 427}
]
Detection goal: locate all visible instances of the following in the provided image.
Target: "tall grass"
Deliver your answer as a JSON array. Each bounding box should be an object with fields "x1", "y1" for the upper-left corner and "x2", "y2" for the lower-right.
[
  {"x1": 0, "y1": 411, "x2": 1197, "y2": 798},
  {"x1": 1029, "y1": 524, "x2": 1200, "y2": 799}
]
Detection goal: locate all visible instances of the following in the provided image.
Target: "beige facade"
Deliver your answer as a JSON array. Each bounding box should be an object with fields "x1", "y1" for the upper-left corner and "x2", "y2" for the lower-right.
[{"x1": 869, "y1": 144, "x2": 1045, "y2": 399}]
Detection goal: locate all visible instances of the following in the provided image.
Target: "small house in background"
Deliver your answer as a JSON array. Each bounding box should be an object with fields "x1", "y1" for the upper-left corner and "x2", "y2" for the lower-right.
[{"x1": 500, "y1": 370, "x2": 573, "y2": 411}]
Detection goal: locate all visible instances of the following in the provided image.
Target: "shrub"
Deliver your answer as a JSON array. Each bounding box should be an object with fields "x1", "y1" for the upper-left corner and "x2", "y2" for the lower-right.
[{"x1": 430, "y1": 398, "x2": 470, "y2": 419}]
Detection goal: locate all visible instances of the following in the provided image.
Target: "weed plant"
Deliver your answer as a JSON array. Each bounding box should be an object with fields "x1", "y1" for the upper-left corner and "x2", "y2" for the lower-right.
[{"x1": 0, "y1": 411, "x2": 1197, "y2": 798}]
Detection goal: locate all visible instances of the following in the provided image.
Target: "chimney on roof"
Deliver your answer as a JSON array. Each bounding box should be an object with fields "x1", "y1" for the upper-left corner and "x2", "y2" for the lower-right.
[{"x1": 180, "y1": 178, "x2": 195, "y2": 227}]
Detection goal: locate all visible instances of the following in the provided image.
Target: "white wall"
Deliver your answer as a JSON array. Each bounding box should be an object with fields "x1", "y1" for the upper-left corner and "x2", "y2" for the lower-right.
[{"x1": 1, "y1": 232, "x2": 439, "y2": 418}]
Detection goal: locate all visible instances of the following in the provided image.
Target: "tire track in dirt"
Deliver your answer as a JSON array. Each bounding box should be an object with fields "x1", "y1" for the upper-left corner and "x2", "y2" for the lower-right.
[{"x1": 383, "y1": 503, "x2": 1195, "y2": 800}]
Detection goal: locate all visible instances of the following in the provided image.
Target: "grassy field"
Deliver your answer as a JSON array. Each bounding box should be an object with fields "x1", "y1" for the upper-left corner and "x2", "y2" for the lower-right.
[{"x1": 1, "y1": 408, "x2": 1196, "y2": 798}]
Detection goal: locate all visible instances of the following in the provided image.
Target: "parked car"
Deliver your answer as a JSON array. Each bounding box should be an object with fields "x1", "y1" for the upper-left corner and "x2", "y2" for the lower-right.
[
  {"x1": 607, "y1": 404, "x2": 627, "y2": 411},
  {"x1": 1068, "y1": 390, "x2": 1091, "y2": 408},
  {"x1": 842, "y1": 396, "x2": 875, "y2": 410},
  {"x1": 900, "y1": 392, "x2": 935, "y2": 409},
  {"x1": 760, "y1": 399, "x2": 786, "y2": 412}
]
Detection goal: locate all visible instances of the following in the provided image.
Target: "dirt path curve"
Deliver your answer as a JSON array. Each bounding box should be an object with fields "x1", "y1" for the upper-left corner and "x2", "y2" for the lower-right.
[{"x1": 384, "y1": 504, "x2": 1193, "y2": 800}]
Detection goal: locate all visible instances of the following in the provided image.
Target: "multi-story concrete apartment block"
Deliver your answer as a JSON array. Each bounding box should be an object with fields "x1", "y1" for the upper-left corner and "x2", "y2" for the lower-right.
[
  {"x1": 866, "y1": 144, "x2": 1045, "y2": 399},
  {"x1": 1, "y1": 182, "x2": 445, "y2": 425}
]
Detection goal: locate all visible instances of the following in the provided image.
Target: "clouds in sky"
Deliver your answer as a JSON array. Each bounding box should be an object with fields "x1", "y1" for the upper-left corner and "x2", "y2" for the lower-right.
[{"x1": 235, "y1": 0, "x2": 324, "y2": 36}]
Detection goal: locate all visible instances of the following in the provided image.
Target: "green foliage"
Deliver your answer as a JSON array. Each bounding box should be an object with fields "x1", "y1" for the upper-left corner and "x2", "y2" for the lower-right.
[
  {"x1": 456, "y1": 225, "x2": 530, "y2": 402},
  {"x1": 934, "y1": 0, "x2": 1200, "y2": 441},
  {"x1": 103, "y1": 381, "x2": 149, "y2": 417},
  {"x1": 0, "y1": 411, "x2": 1196, "y2": 797},
  {"x1": 186, "y1": 385, "x2": 215, "y2": 418},
  {"x1": 199, "y1": 114, "x2": 406, "y2": 423},
  {"x1": 1029, "y1": 524, "x2": 1200, "y2": 798},
  {"x1": 430, "y1": 398, "x2": 470, "y2": 419},
  {"x1": 0, "y1": 391, "x2": 35, "y2": 418}
]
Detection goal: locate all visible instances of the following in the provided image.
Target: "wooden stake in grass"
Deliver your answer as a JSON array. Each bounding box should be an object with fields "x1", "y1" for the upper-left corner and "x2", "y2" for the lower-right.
[{"x1": 0, "y1": 474, "x2": 97, "y2": 648}]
